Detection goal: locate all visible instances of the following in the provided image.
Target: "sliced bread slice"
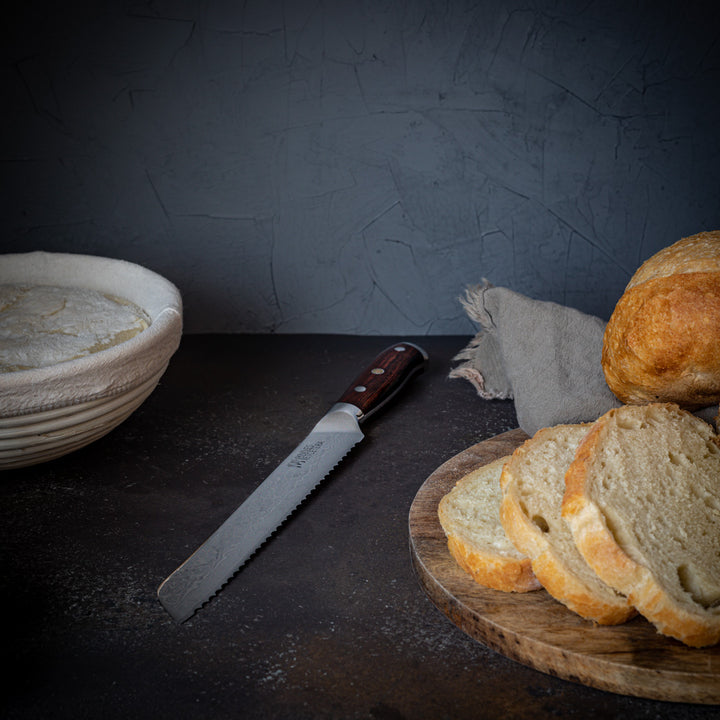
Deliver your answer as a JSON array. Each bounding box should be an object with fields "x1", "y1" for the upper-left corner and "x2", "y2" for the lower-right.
[
  {"x1": 500, "y1": 424, "x2": 636, "y2": 625},
  {"x1": 563, "y1": 403, "x2": 720, "y2": 647},
  {"x1": 438, "y1": 456, "x2": 541, "y2": 593}
]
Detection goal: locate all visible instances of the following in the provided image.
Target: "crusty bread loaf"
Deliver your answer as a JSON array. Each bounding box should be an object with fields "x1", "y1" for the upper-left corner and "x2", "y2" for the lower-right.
[
  {"x1": 438, "y1": 456, "x2": 541, "y2": 593},
  {"x1": 602, "y1": 231, "x2": 720, "y2": 408},
  {"x1": 563, "y1": 403, "x2": 720, "y2": 647},
  {"x1": 500, "y1": 424, "x2": 636, "y2": 624}
]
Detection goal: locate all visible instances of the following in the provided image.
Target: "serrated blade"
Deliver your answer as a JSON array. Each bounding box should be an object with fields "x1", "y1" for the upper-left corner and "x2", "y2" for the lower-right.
[
  {"x1": 157, "y1": 404, "x2": 363, "y2": 622},
  {"x1": 157, "y1": 341, "x2": 428, "y2": 623}
]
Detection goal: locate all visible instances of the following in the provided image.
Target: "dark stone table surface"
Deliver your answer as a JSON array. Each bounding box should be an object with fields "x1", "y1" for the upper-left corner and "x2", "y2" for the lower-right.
[{"x1": 2, "y1": 335, "x2": 717, "y2": 719}]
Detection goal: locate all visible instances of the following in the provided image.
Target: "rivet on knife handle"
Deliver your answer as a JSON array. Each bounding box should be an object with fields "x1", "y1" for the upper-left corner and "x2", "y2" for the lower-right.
[
  {"x1": 337, "y1": 342, "x2": 428, "y2": 421},
  {"x1": 157, "y1": 341, "x2": 428, "y2": 623}
]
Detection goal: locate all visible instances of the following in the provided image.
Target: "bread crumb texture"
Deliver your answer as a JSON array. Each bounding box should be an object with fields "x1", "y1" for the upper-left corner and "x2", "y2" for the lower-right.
[
  {"x1": 438, "y1": 456, "x2": 541, "y2": 593},
  {"x1": 500, "y1": 424, "x2": 635, "y2": 625},
  {"x1": 563, "y1": 403, "x2": 720, "y2": 647},
  {"x1": 0, "y1": 284, "x2": 150, "y2": 372}
]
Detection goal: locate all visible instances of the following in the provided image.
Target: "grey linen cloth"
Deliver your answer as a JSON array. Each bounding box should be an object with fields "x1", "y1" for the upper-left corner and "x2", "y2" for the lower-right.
[
  {"x1": 450, "y1": 282, "x2": 718, "y2": 437},
  {"x1": 449, "y1": 283, "x2": 622, "y2": 437}
]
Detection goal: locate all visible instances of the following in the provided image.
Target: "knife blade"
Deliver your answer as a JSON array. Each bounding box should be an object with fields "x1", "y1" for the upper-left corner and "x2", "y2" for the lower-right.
[{"x1": 157, "y1": 341, "x2": 428, "y2": 622}]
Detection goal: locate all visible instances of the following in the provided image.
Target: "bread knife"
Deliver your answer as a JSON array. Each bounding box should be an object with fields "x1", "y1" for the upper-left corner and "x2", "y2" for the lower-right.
[{"x1": 157, "y1": 341, "x2": 428, "y2": 622}]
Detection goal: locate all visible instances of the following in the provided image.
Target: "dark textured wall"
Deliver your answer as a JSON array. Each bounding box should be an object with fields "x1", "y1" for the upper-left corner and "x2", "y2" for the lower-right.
[{"x1": 3, "y1": 1, "x2": 719, "y2": 333}]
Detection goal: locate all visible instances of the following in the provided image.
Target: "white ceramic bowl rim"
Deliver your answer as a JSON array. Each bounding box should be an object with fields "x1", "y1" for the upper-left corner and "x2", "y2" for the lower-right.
[{"x1": 0, "y1": 251, "x2": 183, "y2": 417}]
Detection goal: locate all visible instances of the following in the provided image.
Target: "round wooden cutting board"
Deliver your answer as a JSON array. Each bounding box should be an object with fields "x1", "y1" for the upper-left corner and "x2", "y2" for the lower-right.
[{"x1": 408, "y1": 429, "x2": 720, "y2": 705}]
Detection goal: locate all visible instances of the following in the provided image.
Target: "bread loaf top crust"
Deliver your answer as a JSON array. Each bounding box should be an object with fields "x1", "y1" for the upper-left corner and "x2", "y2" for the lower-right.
[{"x1": 627, "y1": 231, "x2": 720, "y2": 289}]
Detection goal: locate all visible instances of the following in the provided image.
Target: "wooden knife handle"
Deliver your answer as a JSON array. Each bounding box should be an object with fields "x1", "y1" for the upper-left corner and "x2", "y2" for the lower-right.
[{"x1": 336, "y1": 342, "x2": 428, "y2": 421}]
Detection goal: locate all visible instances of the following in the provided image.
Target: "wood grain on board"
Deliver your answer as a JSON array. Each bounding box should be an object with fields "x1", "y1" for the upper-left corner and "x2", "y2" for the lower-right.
[{"x1": 408, "y1": 428, "x2": 720, "y2": 705}]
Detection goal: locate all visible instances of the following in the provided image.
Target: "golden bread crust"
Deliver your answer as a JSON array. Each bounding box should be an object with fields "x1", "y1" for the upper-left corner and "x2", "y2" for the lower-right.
[
  {"x1": 445, "y1": 534, "x2": 540, "y2": 593},
  {"x1": 603, "y1": 269, "x2": 720, "y2": 407},
  {"x1": 528, "y1": 550, "x2": 635, "y2": 626}
]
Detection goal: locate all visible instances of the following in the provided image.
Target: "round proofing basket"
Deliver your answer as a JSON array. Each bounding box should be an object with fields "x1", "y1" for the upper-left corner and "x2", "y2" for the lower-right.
[{"x1": 0, "y1": 252, "x2": 183, "y2": 469}]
